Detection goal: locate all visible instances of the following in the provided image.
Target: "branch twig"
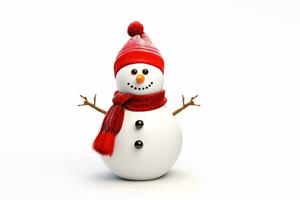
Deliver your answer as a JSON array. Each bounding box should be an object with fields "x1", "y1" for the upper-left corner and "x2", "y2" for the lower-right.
[
  {"x1": 173, "y1": 95, "x2": 200, "y2": 116},
  {"x1": 78, "y1": 94, "x2": 107, "y2": 115}
]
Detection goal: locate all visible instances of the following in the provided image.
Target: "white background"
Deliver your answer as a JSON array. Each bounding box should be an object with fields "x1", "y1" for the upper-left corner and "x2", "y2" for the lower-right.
[{"x1": 1, "y1": 0, "x2": 300, "y2": 199}]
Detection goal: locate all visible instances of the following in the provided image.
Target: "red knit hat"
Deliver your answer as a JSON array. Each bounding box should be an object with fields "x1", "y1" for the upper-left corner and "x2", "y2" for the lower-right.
[{"x1": 114, "y1": 21, "x2": 164, "y2": 77}]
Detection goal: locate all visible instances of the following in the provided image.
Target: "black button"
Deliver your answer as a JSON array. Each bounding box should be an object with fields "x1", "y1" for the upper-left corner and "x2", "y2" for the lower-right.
[
  {"x1": 134, "y1": 140, "x2": 143, "y2": 149},
  {"x1": 135, "y1": 120, "x2": 144, "y2": 129}
]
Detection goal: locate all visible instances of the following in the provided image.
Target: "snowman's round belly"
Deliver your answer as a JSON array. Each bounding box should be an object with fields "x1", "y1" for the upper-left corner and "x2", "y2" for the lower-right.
[{"x1": 101, "y1": 105, "x2": 182, "y2": 180}]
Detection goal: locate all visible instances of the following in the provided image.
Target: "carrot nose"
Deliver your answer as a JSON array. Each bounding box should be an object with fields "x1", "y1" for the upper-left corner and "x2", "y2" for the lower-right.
[{"x1": 136, "y1": 74, "x2": 145, "y2": 83}]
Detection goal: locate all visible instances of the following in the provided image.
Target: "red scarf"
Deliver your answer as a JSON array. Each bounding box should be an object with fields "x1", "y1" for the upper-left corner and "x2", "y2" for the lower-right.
[{"x1": 93, "y1": 90, "x2": 167, "y2": 156}]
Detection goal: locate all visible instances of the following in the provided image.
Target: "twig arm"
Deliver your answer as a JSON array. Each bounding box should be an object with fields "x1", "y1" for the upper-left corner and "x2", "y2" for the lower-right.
[
  {"x1": 173, "y1": 95, "x2": 200, "y2": 116},
  {"x1": 78, "y1": 94, "x2": 107, "y2": 115}
]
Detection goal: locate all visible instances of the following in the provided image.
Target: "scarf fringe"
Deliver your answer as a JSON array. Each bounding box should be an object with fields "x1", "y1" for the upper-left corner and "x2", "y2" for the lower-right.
[{"x1": 93, "y1": 132, "x2": 115, "y2": 156}]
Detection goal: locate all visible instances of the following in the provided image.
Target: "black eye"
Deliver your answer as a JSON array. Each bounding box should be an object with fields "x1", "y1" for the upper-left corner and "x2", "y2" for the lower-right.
[
  {"x1": 131, "y1": 69, "x2": 137, "y2": 75},
  {"x1": 142, "y1": 69, "x2": 148, "y2": 75}
]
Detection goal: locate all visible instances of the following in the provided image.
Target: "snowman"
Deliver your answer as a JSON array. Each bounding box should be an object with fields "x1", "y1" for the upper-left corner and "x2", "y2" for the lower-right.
[{"x1": 79, "y1": 21, "x2": 199, "y2": 180}]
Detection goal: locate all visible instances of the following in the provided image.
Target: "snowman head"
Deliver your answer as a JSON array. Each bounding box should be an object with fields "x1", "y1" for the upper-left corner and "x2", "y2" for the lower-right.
[
  {"x1": 114, "y1": 21, "x2": 165, "y2": 95},
  {"x1": 116, "y1": 63, "x2": 164, "y2": 95}
]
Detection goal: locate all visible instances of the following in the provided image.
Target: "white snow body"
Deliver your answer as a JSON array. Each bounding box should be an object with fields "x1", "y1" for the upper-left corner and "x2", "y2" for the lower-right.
[{"x1": 101, "y1": 105, "x2": 182, "y2": 180}]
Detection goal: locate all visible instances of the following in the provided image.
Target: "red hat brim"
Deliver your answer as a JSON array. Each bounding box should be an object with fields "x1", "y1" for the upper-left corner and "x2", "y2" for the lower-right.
[{"x1": 114, "y1": 49, "x2": 164, "y2": 77}]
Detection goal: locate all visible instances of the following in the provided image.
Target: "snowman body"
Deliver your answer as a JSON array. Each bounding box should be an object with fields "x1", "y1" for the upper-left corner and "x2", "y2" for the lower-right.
[
  {"x1": 92, "y1": 19, "x2": 185, "y2": 180},
  {"x1": 98, "y1": 63, "x2": 182, "y2": 180},
  {"x1": 102, "y1": 105, "x2": 182, "y2": 180}
]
